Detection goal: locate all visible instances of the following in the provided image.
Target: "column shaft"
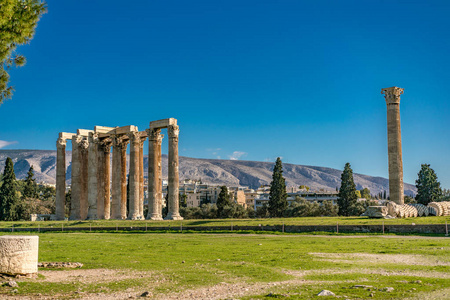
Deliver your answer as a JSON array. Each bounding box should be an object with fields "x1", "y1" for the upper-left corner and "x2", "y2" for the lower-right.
[
  {"x1": 97, "y1": 140, "x2": 111, "y2": 219},
  {"x1": 87, "y1": 133, "x2": 99, "y2": 219},
  {"x1": 127, "y1": 131, "x2": 141, "y2": 220},
  {"x1": 139, "y1": 138, "x2": 145, "y2": 217},
  {"x1": 166, "y1": 125, "x2": 183, "y2": 220},
  {"x1": 120, "y1": 144, "x2": 128, "y2": 219},
  {"x1": 55, "y1": 137, "x2": 67, "y2": 220},
  {"x1": 111, "y1": 136, "x2": 126, "y2": 219},
  {"x1": 146, "y1": 129, "x2": 163, "y2": 220},
  {"x1": 79, "y1": 141, "x2": 89, "y2": 220}
]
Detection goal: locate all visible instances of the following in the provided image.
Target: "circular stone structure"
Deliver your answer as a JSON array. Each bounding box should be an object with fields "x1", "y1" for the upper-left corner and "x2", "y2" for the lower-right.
[{"x1": 0, "y1": 236, "x2": 39, "y2": 275}]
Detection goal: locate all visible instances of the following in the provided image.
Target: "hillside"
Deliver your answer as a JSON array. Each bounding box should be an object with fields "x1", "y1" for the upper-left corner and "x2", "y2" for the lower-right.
[{"x1": 0, "y1": 149, "x2": 416, "y2": 196}]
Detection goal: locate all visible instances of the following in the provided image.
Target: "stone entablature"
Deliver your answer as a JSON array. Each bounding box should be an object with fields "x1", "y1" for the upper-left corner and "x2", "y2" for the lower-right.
[{"x1": 55, "y1": 118, "x2": 183, "y2": 221}]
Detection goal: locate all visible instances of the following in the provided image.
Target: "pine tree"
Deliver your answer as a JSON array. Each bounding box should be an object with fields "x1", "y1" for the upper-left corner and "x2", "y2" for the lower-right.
[
  {"x1": 337, "y1": 162, "x2": 358, "y2": 216},
  {"x1": 415, "y1": 164, "x2": 442, "y2": 205},
  {"x1": 268, "y1": 157, "x2": 288, "y2": 217},
  {"x1": 216, "y1": 186, "x2": 232, "y2": 217},
  {"x1": 0, "y1": 157, "x2": 19, "y2": 220},
  {"x1": 0, "y1": 0, "x2": 47, "y2": 103}
]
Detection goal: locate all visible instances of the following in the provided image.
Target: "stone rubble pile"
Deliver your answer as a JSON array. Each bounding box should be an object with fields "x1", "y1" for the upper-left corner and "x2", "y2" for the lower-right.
[{"x1": 385, "y1": 201, "x2": 450, "y2": 218}]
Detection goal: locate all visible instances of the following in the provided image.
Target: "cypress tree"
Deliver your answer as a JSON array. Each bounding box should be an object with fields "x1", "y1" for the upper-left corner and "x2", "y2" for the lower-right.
[
  {"x1": 1, "y1": 0, "x2": 47, "y2": 103},
  {"x1": 268, "y1": 157, "x2": 288, "y2": 217},
  {"x1": 415, "y1": 164, "x2": 442, "y2": 205},
  {"x1": 23, "y1": 165, "x2": 38, "y2": 198},
  {"x1": 0, "y1": 157, "x2": 19, "y2": 220},
  {"x1": 337, "y1": 162, "x2": 358, "y2": 216},
  {"x1": 216, "y1": 186, "x2": 232, "y2": 217}
]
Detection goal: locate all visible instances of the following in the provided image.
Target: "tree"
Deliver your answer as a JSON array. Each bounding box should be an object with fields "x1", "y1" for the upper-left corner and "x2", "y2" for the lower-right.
[
  {"x1": 179, "y1": 193, "x2": 187, "y2": 208},
  {"x1": 216, "y1": 186, "x2": 232, "y2": 217},
  {"x1": 0, "y1": 157, "x2": 19, "y2": 220},
  {"x1": 415, "y1": 164, "x2": 442, "y2": 205},
  {"x1": 0, "y1": 0, "x2": 47, "y2": 103},
  {"x1": 23, "y1": 165, "x2": 38, "y2": 198},
  {"x1": 337, "y1": 163, "x2": 358, "y2": 216},
  {"x1": 360, "y1": 188, "x2": 371, "y2": 200},
  {"x1": 268, "y1": 157, "x2": 288, "y2": 217}
]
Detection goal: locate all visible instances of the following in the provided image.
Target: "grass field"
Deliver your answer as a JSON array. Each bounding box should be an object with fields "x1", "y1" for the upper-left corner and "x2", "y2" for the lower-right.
[
  {"x1": 1, "y1": 215, "x2": 449, "y2": 229},
  {"x1": 0, "y1": 232, "x2": 449, "y2": 299}
]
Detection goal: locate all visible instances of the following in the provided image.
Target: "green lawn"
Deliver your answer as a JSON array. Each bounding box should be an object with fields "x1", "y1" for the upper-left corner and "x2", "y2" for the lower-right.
[
  {"x1": 1, "y1": 215, "x2": 449, "y2": 229},
  {"x1": 0, "y1": 232, "x2": 449, "y2": 299}
]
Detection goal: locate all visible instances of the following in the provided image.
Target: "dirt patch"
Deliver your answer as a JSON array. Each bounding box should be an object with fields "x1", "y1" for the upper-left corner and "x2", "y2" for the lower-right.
[
  {"x1": 38, "y1": 268, "x2": 153, "y2": 284},
  {"x1": 284, "y1": 268, "x2": 450, "y2": 279},
  {"x1": 309, "y1": 252, "x2": 450, "y2": 266}
]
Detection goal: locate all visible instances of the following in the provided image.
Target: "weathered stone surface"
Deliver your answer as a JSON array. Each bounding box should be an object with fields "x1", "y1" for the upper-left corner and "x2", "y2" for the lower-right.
[
  {"x1": 0, "y1": 236, "x2": 38, "y2": 275},
  {"x1": 363, "y1": 206, "x2": 388, "y2": 218},
  {"x1": 317, "y1": 290, "x2": 335, "y2": 296},
  {"x1": 381, "y1": 87, "x2": 405, "y2": 205},
  {"x1": 38, "y1": 262, "x2": 83, "y2": 268}
]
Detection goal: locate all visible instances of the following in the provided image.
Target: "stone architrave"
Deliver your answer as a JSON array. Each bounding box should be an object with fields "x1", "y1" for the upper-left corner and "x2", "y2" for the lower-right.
[
  {"x1": 97, "y1": 139, "x2": 112, "y2": 219},
  {"x1": 127, "y1": 131, "x2": 141, "y2": 220},
  {"x1": 165, "y1": 124, "x2": 183, "y2": 220},
  {"x1": 55, "y1": 137, "x2": 67, "y2": 220},
  {"x1": 146, "y1": 128, "x2": 163, "y2": 220},
  {"x1": 87, "y1": 133, "x2": 100, "y2": 220},
  {"x1": 381, "y1": 87, "x2": 405, "y2": 205},
  {"x1": 111, "y1": 135, "x2": 128, "y2": 219}
]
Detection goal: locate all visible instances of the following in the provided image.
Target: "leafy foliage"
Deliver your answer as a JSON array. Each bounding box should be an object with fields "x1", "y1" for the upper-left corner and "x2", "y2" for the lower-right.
[
  {"x1": 338, "y1": 162, "x2": 358, "y2": 216},
  {"x1": 415, "y1": 164, "x2": 442, "y2": 205},
  {"x1": 216, "y1": 186, "x2": 232, "y2": 217},
  {"x1": 268, "y1": 157, "x2": 288, "y2": 217},
  {"x1": 0, "y1": 0, "x2": 47, "y2": 103}
]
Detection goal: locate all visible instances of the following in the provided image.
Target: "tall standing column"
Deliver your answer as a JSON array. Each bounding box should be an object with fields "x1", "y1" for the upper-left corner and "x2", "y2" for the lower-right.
[
  {"x1": 97, "y1": 139, "x2": 112, "y2": 219},
  {"x1": 120, "y1": 140, "x2": 128, "y2": 219},
  {"x1": 146, "y1": 128, "x2": 163, "y2": 220},
  {"x1": 70, "y1": 135, "x2": 88, "y2": 220},
  {"x1": 55, "y1": 137, "x2": 67, "y2": 220},
  {"x1": 111, "y1": 135, "x2": 127, "y2": 219},
  {"x1": 382, "y1": 86, "x2": 405, "y2": 205},
  {"x1": 165, "y1": 125, "x2": 183, "y2": 220},
  {"x1": 87, "y1": 133, "x2": 99, "y2": 219},
  {"x1": 127, "y1": 131, "x2": 141, "y2": 220},
  {"x1": 139, "y1": 136, "x2": 146, "y2": 218}
]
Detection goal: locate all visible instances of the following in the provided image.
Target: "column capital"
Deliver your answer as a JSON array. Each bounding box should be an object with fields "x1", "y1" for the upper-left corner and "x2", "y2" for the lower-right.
[
  {"x1": 146, "y1": 128, "x2": 164, "y2": 144},
  {"x1": 88, "y1": 132, "x2": 100, "y2": 144},
  {"x1": 112, "y1": 134, "x2": 129, "y2": 149},
  {"x1": 168, "y1": 125, "x2": 179, "y2": 139},
  {"x1": 99, "y1": 138, "x2": 113, "y2": 153},
  {"x1": 127, "y1": 131, "x2": 143, "y2": 145},
  {"x1": 381, "y1": 86, "x2": 404, "y2": 105},
  {"x1": 56, "y1": 137, "x2": 67, "y2": 148}
]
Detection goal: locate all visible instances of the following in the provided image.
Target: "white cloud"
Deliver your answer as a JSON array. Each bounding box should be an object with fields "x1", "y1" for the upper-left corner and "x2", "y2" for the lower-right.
[
  {"x1": 0, "y1": 140, "x2": 17, "y2": 149},
  {"x1": 229, "y1": 151, "x2": 247, "y2": 160}
]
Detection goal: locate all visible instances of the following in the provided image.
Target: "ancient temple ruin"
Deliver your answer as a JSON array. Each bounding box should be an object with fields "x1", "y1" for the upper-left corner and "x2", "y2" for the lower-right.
[{"x1": 54, "y1": 118, "x2": 183, "y2": 220}]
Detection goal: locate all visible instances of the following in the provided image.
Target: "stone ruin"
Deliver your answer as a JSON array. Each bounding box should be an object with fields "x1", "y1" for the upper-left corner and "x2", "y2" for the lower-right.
[
  {"x1": 0, "y1": 236, "x2": 39, "y2": 276},
  {"x1": 365, "y1": 201, "x2": 450, "y2": 218},
  {"x1": 55, "y1": 118, "x2": 183, "y2": 221}
]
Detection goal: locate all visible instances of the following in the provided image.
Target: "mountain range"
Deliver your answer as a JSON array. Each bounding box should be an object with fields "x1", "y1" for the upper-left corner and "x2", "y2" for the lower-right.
[{"x1": 0, "y1": 149, "x2": 417, "y2": 196}]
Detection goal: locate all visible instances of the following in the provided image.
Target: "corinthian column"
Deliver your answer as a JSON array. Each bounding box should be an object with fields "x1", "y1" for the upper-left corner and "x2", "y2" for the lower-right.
[
  {"x1": 87, "y1": 133, "x2": 99, "y2": 220},
  {"x1": 70, "y1": 136, "x2": 89, "y2": 220},
  {"x1": 97, "y1": 139, "x2": 112, "y2": 219},
  {"x1": 165, "y1": 125, "x2": 183, "y2": 220},
  {"x1": 127, "y1": 131, "x2": 141, "y2": 220},
  {"x1": 381, "y1": 86, "x2": 405, "y2": 205},
  {"x1": 111, "y1": 135, "x2": 128, "y2": 219},
  {"x1": 55, "y1": 137, "x2": 67, "y2": 220},
  {"x1": 146, "y1": 128, "x2": 163, "y2": 220},
  {"x1": 139, "y1": 136, "x2": 146, "y2": 218}
]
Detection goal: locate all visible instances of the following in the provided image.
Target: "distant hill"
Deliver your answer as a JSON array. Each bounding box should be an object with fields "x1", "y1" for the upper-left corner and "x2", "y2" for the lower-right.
[{"x1": 0, "y1": 149, "x2": 417, "y2": 196}]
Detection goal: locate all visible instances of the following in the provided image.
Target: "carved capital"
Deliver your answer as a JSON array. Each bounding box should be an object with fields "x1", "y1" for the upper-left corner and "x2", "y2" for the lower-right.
[
  {"x1": 381, "y1": 86, "x2": 404, "y2": 105},
  {"x1": 127, "y1": 131, "x2": 142, "y2": 145},
  {"x1": 146, "y1": 128, "x2": 163, "y2": 145},
  {"x1": 99, "y1": 139, "x2": 113, "y2": 153},
  {"x1": 80, "y1": 139, "x2": 89, "y2": 151},
  {"x1": 56, "y1": 138, "x2": 67, "y2": 148},
  {"x1": 88, "y1": 132, "x2": 99, "y2": 144},
  {"x1": 112, "y1": 135, "x2": 129, "y2": 150},
  {"x1": 168, "y1": 125, "x2": 179, "y2": 139}
]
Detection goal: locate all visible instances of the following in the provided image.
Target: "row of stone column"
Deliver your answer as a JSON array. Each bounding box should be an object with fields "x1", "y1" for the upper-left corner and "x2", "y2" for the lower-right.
[{"x1": 55, "y1": 122, "x2": 182, "y2": 221}]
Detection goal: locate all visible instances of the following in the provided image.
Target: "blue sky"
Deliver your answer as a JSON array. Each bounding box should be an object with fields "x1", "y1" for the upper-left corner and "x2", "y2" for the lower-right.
[{"x1": 0, "y1": 0, "x2": 449, "y2": 188}]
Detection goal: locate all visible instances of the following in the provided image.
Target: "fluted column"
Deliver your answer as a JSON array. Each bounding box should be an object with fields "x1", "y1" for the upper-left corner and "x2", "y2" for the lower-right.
[
  {"x1": 382, "y1": 86, "x2": 405, "y2": 205},
  {"x1": 111, "y1": 135, "x2": 128, "y2": 219},
  {"x1": 146, "y1": 128, "x2": 163, "y2": 220},
  {"x1": 97, "y1": 139, "x2": 112, "y2": 219},
  {"x1": 120, "y1": 141, "x2": 128, "y2": 219},
  {"x1": 127, "y1": 131, "x2": 141, "y2": 220},
  {"x1": 55, "y1": 137, "x2": 67, "y2": 220},
  {"x1": 139, "y1": 136, "x2": 146, "y2": 218},
  {"x1": 87, "y1": 133, "x2": 99, "y2": 220},
  {"x1": 70, "y1": 136, "x2": 89, "y2": 220},
  {"x1": 165, "y1": 125, "x2": 183, "y2": 220}
]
